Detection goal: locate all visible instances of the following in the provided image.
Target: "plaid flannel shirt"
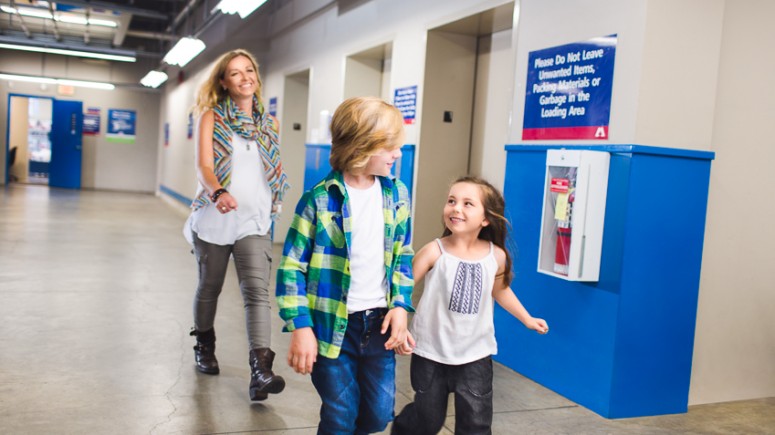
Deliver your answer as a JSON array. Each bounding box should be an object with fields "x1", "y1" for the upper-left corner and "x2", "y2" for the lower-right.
[{"x1": 276, "y1": 170, "x2": 414, "y2": 359}]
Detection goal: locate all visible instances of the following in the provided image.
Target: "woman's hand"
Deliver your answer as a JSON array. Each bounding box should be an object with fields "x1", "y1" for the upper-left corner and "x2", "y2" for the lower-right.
[
  {"x1": 287, "y1": 327, "x2": 318, "y2": 375},
  {"x1": 215, "y1": 192, "x2": 238, "y2": 214}
]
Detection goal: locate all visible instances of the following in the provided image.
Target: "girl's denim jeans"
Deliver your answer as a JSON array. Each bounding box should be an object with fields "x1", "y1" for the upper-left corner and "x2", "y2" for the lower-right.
[{"x1": 392, "y1": 354, "x2": 494, "y2": 435}]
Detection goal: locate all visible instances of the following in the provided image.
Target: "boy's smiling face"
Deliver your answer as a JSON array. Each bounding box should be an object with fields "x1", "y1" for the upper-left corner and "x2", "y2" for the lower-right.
[{"x1": 363, "y1": 145, "x2": 402, "y2": 178}]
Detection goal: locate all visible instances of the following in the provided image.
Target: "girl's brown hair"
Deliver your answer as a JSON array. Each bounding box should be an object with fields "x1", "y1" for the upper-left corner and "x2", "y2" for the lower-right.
[
  {"x1": 193, "y1": 49, "x2": 263, "y2": 116},
  {"x1": 442, "y1": 176, "x2": 514, "y2": 287},
  {"x1": 329, "y1": 96, "x2": 404, "y2": 173}
]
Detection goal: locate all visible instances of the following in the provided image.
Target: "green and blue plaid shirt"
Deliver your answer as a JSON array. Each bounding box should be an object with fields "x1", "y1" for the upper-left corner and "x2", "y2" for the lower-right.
[{"x1": 276, "y1": 170, "x2": 414, "y2": 359}]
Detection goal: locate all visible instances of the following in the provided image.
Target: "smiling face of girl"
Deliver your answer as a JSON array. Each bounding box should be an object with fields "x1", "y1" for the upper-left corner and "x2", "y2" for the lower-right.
[{"x1": 443, "y1": 181, "x2": 489, "y2": 236}]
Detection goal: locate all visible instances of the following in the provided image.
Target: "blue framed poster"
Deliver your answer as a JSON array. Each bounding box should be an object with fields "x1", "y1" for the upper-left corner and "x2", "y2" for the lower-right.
[
  {"x1": 269, "y1": 97, "x2": 277, "y2": 117},
  {"x1": 522, "y1": 35, "x2": 617, "y2": 140},
  {"x1": 106, "y1": 109, "x2": 136, "y2": 143},
  {"x1": 394, "y1": 85, "x2": 417, "y2": 124},
  {"x1": 83, "y1": 107, "x2": 100, "y2": 135}
]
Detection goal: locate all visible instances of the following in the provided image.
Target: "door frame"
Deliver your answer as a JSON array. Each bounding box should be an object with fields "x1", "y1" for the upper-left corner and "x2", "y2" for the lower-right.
[{"x1": 4, "y1": 93, "x2": 55, "y2": 185}]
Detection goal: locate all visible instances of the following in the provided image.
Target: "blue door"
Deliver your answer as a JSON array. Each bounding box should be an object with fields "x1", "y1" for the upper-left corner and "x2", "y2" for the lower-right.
[{"x1": 49, "y1": 99, "x2": 83, "y2": 189}]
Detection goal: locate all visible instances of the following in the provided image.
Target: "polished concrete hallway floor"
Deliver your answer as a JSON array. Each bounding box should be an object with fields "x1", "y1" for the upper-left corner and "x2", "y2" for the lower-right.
[{"x1": 1, "y1": 185, "x2": 773, "y2": 434}]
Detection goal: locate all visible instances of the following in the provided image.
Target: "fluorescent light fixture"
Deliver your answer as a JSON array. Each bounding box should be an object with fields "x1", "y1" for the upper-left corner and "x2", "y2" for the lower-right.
[
  {"x1": 0, "y1": 42, "x2": 136, "y2": 62},
  {"x1": 215, "y1": 0, "x2": 267, "y2": 19},
  {"x1": 0, "y1": 73, "x2": 115, "y2": 90},
  {"x1": 163, "y1": 37, "x2": 205, "y2": 67},
  {"x1": 140, "y1": 70, "x2": 168, "y2": 88},
  {"x1": 0, "y1": 5, "x2": 52, "y2": 19},
  {"x1": 0, "y1": 5, "x2": 117, "y2": 28}
]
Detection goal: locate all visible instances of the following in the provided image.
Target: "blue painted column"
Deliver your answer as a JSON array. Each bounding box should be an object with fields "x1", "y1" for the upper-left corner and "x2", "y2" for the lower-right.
[{"x1": 495, "y1": 144, "x2": 715, "y2": 418}]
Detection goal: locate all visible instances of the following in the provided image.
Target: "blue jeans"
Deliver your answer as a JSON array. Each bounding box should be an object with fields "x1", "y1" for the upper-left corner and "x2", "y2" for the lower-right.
[
  {"x1": 311, "y1": 308, "x2": 396, "y2": 435},
  {"x1": 392, "y1": 354, "x2": 494, "y2": 435}
]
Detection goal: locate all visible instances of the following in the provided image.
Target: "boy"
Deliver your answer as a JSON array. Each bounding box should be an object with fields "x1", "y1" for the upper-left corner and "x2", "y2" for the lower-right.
[{"x1": 276, "y1": 96, "x2": 414, "y2": 434}]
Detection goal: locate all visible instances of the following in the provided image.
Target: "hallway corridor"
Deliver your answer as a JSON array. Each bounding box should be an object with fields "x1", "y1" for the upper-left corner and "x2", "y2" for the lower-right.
[{"x1": 0, "y1": 185, "x2": 773, "y2": 434}]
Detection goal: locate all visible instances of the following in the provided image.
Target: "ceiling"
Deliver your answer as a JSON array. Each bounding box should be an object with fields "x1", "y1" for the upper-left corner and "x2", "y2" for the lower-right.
[{"x1": 0, "y1": 0, "x2": 238, "y2": 61}]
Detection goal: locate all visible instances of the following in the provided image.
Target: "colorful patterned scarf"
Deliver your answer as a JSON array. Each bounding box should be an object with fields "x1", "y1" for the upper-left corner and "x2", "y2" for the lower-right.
[{"x1": 192, "y1": 95, "x2": 290, "y2": 219}]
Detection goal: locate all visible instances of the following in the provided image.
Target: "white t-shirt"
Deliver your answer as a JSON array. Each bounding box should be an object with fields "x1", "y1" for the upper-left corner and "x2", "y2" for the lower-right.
[
  {"x1": 186, "y1": 133, "x2": 272, "y2": 245},
  {"x1": 345, "y1": 179, "x2": 388, "y2": 313},
  {"x1": 411, "y1": 239, "x2": 498, "y2": 365}
]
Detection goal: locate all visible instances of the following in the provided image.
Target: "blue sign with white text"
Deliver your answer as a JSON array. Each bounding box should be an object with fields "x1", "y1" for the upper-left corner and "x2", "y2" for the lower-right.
[
  {"x1": 106, "y1": 109, "x2": 136, "y2": 143},
  {"x1": 394, "y1": 86, "x2": 417, "y2": 124},
  {"x1": 523, "y1": 35, "x2": 617, "y2": 140}
]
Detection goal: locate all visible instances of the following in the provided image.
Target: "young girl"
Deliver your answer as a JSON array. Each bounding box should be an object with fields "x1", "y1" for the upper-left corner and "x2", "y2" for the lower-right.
[
  {"x1": 392, "y1": 176, "x2": 548, "y2": 435},
  {"x1": 276, "y1": 96, "x2": 414, "y2": 434}
]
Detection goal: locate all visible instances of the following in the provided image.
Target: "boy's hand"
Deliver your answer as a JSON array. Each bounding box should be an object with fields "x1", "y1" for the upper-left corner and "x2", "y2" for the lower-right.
[
  {"x1": 527, "y1": 317, "x2": 549, "y2": 335},
  {"x1": 395, "y1": 332, "x2": 416, "y2": 355},
  {"x1": 287, "y1": 327, "x2": 318, "y2": 375},
  {"x1": 381, "y1": 307, "x2": 408, "y2": 350}
]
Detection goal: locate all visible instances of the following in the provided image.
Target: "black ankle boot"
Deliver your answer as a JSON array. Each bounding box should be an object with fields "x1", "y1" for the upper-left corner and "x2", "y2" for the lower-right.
[
  {"x1": 249, "y1": 348, "x2": 285, "y2": 401},
  {"x1": 190, "y1": 328, "x2": 219, "y2": 375}
]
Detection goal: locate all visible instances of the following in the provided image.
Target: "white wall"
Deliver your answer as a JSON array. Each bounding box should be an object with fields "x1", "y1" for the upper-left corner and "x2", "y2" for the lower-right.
[
  {"x1": 690, "y1": 0, "x2": 775, "y2": 404},
  {"x1": 508, "y1": 0, "x2": 648, "y2": 145}
]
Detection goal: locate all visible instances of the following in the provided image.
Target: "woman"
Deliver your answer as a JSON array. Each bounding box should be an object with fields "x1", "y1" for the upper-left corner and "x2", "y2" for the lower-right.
[{"x1": 184, "y1": 49, "x2": 290, "y2": 401}]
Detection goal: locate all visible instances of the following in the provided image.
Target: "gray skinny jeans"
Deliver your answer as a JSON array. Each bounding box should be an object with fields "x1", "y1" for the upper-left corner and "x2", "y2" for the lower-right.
[{"x1": 192, "y1": 232, "x2": 273, "y2": 350}]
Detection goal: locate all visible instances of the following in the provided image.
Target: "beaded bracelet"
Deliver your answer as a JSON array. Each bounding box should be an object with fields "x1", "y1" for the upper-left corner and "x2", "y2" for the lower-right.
[{"x1": 210, "y1": 188, "x2": 228, "y2": 202}]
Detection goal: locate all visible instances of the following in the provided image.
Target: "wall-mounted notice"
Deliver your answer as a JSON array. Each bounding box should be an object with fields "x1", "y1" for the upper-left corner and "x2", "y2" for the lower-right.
[
  {"x1": 187, "y1": 113, "x2": 194, "y2": 139},
  {"x1": 522, "y1": 35, "x2": 617, "y2": 140},
  {"x1": 394, "y1": 85, "x2": 417, "y2": 125},
  {"x1": 83, "y1": 107, "x2": 101, "y2": 135},
  {"x1": 269, "y1": 97, "x2": 278, "y2": 117},
  {"x1": 106, "y1": 109, "x2": 136, "y2": 143},
  {"x1": 164, "y1": 122, "x2": 170, "y2": 147}
]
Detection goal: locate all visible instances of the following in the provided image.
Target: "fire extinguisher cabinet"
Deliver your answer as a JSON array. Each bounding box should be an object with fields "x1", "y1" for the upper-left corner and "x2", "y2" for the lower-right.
[
  {"x1": 538, "y1": 149, "x2": 610, "y2": 281},
  {"x1": 496, "y1": 144, "x2": 715, "y2": 419}
]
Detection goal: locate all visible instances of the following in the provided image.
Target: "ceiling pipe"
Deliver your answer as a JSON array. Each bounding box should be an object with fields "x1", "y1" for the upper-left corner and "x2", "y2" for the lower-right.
[
  {"x1": 126, "y1": 30, "x2": 180, "y2": 42},
  {"x1": 46, "y1": 2, "x2": 61, "y2": 41},
  {"x1": 8, "y1": 1, "x2": 32, "y2": 38},
  {"x1": 168, "y1": 0, "x2": 201, "y2": 33},
  {"x1": 83, "y1": 8, "x2": 90, "y2": 44}
]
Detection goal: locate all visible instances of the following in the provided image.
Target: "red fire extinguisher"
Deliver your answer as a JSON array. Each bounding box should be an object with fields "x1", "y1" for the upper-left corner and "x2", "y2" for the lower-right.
[{"x1": 550, "y1": 177, "x2": 574, "y2": 275}]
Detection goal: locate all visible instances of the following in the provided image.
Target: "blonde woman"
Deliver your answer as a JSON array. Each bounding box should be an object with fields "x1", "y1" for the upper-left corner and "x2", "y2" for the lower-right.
[{"x1": 184, "y1": 49, "x2": 289, "y2": 402}]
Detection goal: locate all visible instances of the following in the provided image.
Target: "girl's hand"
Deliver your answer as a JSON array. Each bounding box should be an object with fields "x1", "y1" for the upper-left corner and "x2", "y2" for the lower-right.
[
  {"x1": 527, "y1": 317, "x2": 549, "y2": 335},
  {"x1": 381, "y1": 307, "x2": 408, "y2": 350},
  {"x1": 287, "y1": 327, "x2": 318, "y2": 375},
  {"x1": 395, "y1": 332, "x2": 416, "y2": 356}
]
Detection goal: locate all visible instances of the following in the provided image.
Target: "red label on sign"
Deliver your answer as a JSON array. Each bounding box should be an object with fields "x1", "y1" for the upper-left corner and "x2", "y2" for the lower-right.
[{"x1": 550, "y1": 178, "x2": 569, "y2": 193}]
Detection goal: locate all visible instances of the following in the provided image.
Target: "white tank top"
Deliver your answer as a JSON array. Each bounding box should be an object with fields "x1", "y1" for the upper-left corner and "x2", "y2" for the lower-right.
[{"x1": 411, "y1": 239, "x2": 498, "y2": 365}]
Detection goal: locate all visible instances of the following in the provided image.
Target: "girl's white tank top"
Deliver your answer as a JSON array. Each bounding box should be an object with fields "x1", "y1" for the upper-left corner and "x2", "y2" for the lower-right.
[{"x1": 411, "y1": 238, "x2": 499, "y2": 365}]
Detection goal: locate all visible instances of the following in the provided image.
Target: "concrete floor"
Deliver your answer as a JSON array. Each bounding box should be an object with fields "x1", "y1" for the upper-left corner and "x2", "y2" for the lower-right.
[{"x1": 1, "y1": 184, "x2": 773, "y2": 434}]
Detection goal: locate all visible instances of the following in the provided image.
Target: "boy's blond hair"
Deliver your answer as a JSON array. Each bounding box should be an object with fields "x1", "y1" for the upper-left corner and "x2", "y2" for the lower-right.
[{"x1": 329, "y1": 96, "x2": 404, "y2": 173}]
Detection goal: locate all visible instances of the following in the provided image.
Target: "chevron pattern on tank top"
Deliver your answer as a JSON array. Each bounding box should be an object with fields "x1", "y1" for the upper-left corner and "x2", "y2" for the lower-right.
[{"x1": 448, "y1": 262, "x2": 483, "y2": 314}]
